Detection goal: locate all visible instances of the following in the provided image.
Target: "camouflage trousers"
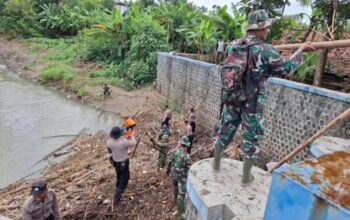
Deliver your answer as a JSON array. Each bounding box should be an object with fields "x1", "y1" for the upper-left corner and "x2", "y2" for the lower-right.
[
  {"x1": 215, "y1": 104, "x2": 264, "y2": 159},
  {"x1": 158, "y1": 152, "x2": 167, "y2": 169},
  {"x1": 172, "y1": 175, "x2": 187, "y2": 200}
]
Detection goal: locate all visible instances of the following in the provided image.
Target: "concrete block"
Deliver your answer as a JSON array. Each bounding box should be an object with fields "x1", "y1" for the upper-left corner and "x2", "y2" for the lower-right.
[
  {"x1": 186, "y1": 158, "x2": 271, "y2": 220},
  {"x1": 310, "y1": 136, "x2": 350, "y2": 157}
]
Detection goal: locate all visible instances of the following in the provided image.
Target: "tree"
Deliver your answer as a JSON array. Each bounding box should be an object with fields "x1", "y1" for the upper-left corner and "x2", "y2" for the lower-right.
[
  {"x1": 297, "y1": 0, "x2": 350, "y2": 86},
  {"x1": 313, "y1": 0, "x2": 337, "y2": 86}
]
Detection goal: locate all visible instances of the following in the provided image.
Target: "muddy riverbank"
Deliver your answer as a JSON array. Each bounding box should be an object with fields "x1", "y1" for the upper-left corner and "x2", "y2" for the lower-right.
[{"x1": 0, "y1": 36, "x2": 162, "y2": 117}]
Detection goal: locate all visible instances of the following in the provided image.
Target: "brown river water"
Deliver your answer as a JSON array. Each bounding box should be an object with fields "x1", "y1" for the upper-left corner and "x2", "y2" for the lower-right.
[{"x1": 0, "y1": 63, "x2": 120, "y2": 188}]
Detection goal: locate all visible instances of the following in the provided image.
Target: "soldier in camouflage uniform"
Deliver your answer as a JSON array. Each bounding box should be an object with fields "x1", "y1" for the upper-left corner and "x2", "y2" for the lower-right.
[
  {"x1": 213, "y1": 10, "x2": 315, "y2": 186},
  {"x1": 167, "y1": 136, "x2": 192, "y2": 217},
  {"x1": 151, "y1": 134, "x2": 170, "y2": 170},
  {"x1": 158, "y1": 124, "x2": 171, "y2": 140}
]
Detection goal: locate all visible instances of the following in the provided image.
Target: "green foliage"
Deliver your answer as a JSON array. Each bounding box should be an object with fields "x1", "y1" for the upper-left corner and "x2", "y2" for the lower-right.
[
  {"x1": 73, "y1": 85, "x2": 90, "y2": 97},
  {"x1": 80, "y1": 9, "x2": 125, "y2": 62},
  {"x1": 125, "y1": 60, "x2": 151, "y2": 87},
  {"x1": 39, "y1": 64, "x2": 75, "y2": 81},
  {"x1": 122, "y1": 16, "x2": 168, "y2": 87},
  {"x1": 82, "y1": 6, "x2": 168, "y2": 88},
  {"x1": 268, "y1": 17, "x2": 304, "y2": 42},
  {"x1": 90, "y1": 63, "x2": 119, "y2": 78},
  {"x1": 171, "y1": 98, "x2": 182, "y2": 113},
  {"x1": 291, "y1": 52, "x2": 319, "y2": 82},
  {"x1": 38, "y1": 3, "x2": 105, "y2": 36},
  {"x1": 176, "y1": 4, "x2": 246, "y2": 54},
  {"x1": 0, "y1": 0, "x2": 40, "y2": 37},
  {"x1": 23, "y1": 37, "x2": 79, "y2": 64}
]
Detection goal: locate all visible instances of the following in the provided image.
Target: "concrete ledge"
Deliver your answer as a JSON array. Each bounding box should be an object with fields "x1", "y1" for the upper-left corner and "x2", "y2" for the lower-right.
[
  {"x1": 0, "y1": 215, "x2": 11, "y2": 220},
  {"x1": 158, "y1": 52, "x2": 219, "y2": 70},
  {"x1": 310, "y1": 136, "x2": 350, "y2": 157},
  {"x1": 186, "y1": 158, "x2": 271, "y2": 220},
  {"x1": 267, "y1": 77, "x2": 350, "y2": 103}
]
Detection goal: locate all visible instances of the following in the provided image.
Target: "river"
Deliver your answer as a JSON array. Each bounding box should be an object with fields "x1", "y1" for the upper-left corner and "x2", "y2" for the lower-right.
[{"x1": 0, "y1": 63, "x2": 120, "y2": 188}]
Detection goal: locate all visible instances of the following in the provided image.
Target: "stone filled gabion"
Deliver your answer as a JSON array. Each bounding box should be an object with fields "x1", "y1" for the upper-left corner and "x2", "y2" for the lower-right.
[
  {"x1": 156, "y1": 53, "x2": 350, "y2": 163},
  {"x1": 262, "y1": 82, "x2": 350, "y2": 162}
]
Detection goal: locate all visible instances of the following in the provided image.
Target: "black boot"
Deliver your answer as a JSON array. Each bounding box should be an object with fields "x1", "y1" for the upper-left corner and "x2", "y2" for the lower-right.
[{"x1": 114, "y1": 188, "x2": 124, "y2": 205}]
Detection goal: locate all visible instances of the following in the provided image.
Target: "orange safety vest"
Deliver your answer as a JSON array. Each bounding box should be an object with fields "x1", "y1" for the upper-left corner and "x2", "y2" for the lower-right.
[{"x1": 122, "y1": 118, "x2": 137, "y2": 138}]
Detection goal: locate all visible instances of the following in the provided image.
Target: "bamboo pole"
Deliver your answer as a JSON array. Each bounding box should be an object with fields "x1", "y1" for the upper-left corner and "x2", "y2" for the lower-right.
[
  {"x1": 269, "y1": 108, "x2": 350, "y2": 173},
  {"x1": 274, "y1": 39, "x2": 350, "y2": 50}
]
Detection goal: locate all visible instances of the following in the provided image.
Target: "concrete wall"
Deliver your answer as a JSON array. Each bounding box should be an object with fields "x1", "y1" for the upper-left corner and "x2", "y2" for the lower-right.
[{"x1": 156, "y1": 52, "x2": 350, "y2": 162}]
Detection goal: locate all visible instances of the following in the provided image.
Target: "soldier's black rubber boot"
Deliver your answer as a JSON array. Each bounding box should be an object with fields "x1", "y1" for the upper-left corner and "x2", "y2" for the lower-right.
[
  {"x1": 176, "y1": 198, "x2": 185, "y2": 218},
  {"x1": 241, "y1": 158, "x2": 255, "y2": 187},
  {"x1": 212, "y1": 144, "x2": 223, "y2": 171}
]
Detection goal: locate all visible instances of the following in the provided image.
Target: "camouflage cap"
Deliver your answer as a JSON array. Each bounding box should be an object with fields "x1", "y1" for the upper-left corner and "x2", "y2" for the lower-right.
[
  {"x1": 244, "y1": 10, "x2": 275, "y2": 31},
  {"x1": 180, "y1": 136, "x2": 190, "y2": 147}
]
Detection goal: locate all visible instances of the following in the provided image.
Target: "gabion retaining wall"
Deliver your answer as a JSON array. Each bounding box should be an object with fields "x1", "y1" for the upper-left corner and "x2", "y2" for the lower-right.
[
  {"x1": 262, "y1": 78, "x2": 350, "y2": 162},
  {"x1": 156, "y1": 52, "x2": 221, "y2": 127},
  {"x1": 156, "y1": 52, "x2": 350, "y2": 162}
]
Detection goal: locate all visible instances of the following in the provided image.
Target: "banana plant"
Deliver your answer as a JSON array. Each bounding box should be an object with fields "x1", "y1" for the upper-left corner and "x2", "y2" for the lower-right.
[{"x1": 206, "y1": 5, "x2": 246, "y2": 41}]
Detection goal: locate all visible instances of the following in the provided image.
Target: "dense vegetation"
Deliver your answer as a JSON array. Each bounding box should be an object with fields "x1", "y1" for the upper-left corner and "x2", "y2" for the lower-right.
[{"x1": 0, "y1": 0, "x2": 349, "y2": 93}]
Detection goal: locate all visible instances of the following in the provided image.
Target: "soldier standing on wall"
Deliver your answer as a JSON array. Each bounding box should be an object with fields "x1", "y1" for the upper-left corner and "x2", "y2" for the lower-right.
[{"x1": 212, "y1": 10, "x2": 315, "y2": 186}]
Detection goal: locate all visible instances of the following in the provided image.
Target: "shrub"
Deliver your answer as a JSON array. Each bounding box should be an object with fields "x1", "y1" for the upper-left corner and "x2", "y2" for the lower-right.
[
  {"x1": 123, "y1": 26, "x2": 168, "y2": 87},
  {"x1": 39, "y1": 64, "x2": 75, "y2": 81},
  {"x1": 80, "y1": 8, "x2": 125, "y2": 62},
  {"x1": 0, "y1": 0, "x2": 40, "y2": 37},
  {"x1": 80, "y1": 32, "x2": 124, "y2": 63},
  {"x1": 38, "y1": 3, "x2": 106, "y2": 36},
  {"x1": 125, "y1": 60, "x2": 151, "y2": 87}
]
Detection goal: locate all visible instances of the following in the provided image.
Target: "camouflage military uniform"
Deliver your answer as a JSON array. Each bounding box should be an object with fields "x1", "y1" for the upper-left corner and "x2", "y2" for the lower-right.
[
  {"x1": 215, "y1": 10, "x2": 304, "y2": 160},
  {"x1": 156, "y1": 135, "x2": 170, "y2": 170},
  {"x1": 158, "y1": 124, "x2": 171, "y2": 140},
  {"x1": 167, "y1": 146, "x2": 191, "y2": 200},
  {"x1": 167, "y1": 136, "x2": 191, "y2": 216}
]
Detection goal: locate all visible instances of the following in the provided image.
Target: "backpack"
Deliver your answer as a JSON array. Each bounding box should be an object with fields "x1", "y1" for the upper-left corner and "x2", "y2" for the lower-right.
[{"x1": 219, "y1": 38, "x2": 262, "y2": 105}]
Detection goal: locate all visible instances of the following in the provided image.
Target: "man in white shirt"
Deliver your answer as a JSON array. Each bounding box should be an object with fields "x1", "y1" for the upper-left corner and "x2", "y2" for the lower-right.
[{"x1": 216, "y1": 37, "x2": 226, "y2": 64}]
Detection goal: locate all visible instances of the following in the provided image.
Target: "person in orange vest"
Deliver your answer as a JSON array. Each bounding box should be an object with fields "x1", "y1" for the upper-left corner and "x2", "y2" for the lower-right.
[{"x1": 121, "y1": 114, "x2": 137, "y2": 139}]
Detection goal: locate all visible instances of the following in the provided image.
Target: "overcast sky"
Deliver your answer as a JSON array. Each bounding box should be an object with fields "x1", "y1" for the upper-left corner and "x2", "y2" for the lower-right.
[{"x1": 189, "y1": 0, "x2": 311, "y2": 17}]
